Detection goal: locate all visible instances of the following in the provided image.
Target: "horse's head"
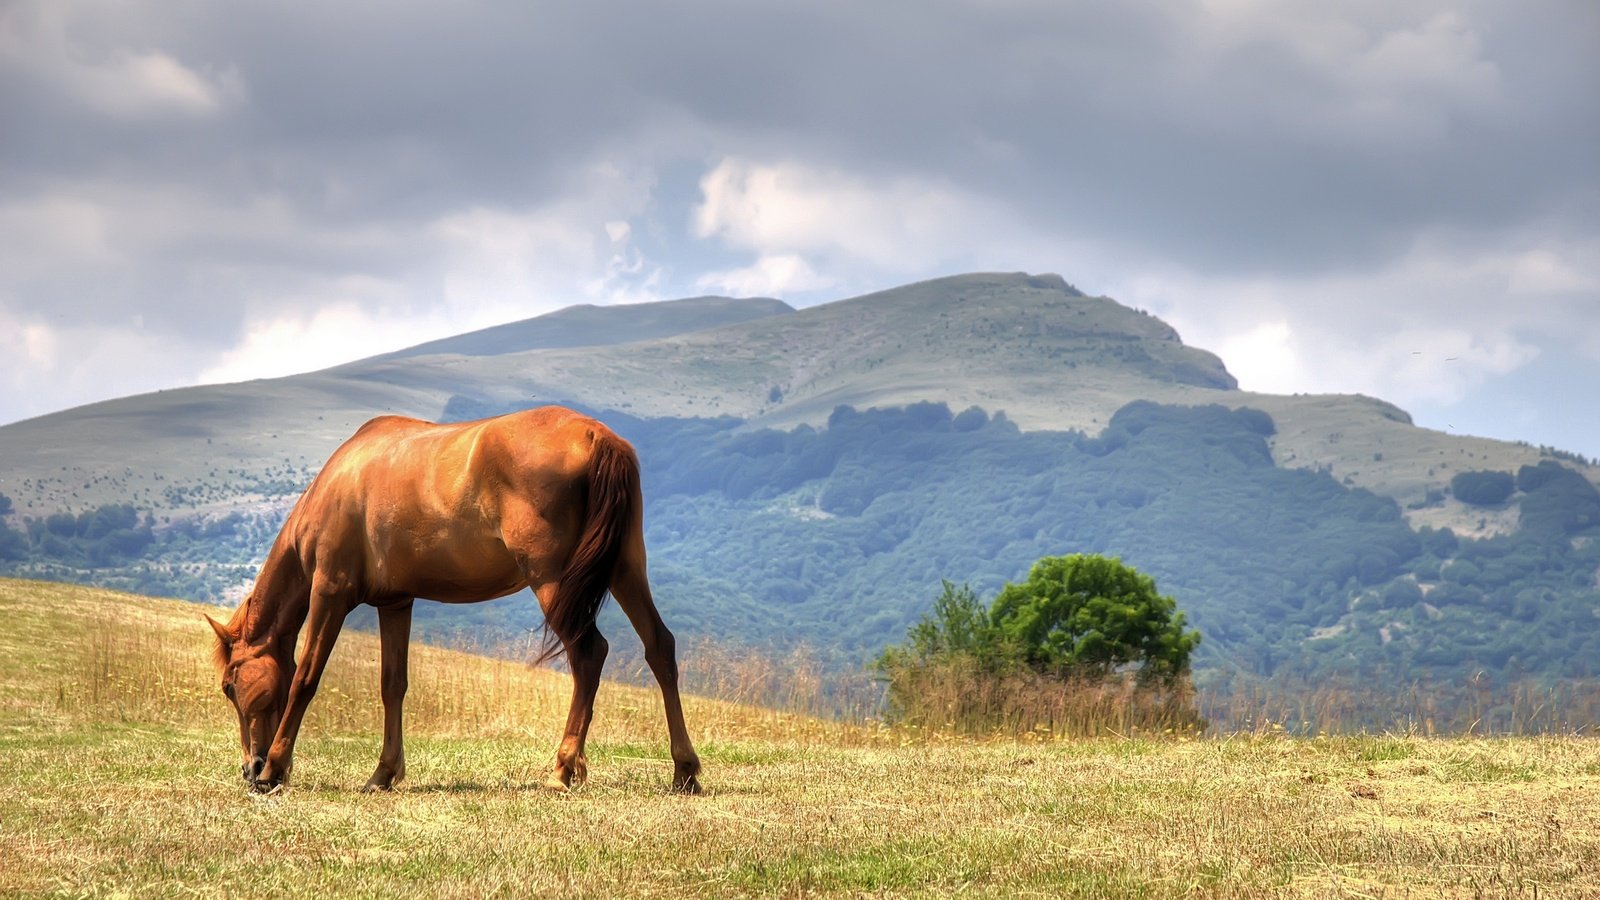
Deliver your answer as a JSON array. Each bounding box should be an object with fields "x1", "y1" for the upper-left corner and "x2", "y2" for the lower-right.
[{"x1": 206, "y1": 614, "x2": 291, "y2": 784}]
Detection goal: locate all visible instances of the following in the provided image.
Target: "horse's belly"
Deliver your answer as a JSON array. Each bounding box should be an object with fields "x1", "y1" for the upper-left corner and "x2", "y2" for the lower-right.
[
  {"x1": 370, "y1": 528, "x2": 526, "y2": 603},
  {"x1": 395, "y1": 570, "x2": 526, "y2": 604}
]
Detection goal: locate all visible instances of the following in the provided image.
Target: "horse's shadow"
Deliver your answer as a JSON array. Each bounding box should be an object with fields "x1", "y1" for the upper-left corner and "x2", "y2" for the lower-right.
[{"x1": 377, "y1": 779, "x2": 758, "y2": 797}]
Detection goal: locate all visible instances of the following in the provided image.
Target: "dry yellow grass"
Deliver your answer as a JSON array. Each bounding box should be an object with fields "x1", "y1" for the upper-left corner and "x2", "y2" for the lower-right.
[{"x1": 2, "y1": 577, "x2": 1597, "y2": 898}]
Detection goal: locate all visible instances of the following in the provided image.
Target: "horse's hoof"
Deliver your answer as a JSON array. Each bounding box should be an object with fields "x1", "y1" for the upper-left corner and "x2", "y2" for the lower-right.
[
  {"x1": 543, "y1": 775, "x2": 572, "y2": 793},
  {"x1": 360, "y1": 781, "x2": 394, "y2": 794},
  {"x1": 672, "y1": 775, "x2": 703, "y2": 795}
]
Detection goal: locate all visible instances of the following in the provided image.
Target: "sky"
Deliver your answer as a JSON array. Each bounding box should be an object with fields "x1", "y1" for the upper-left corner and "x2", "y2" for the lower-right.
[{"x1": 2, "y1": 1, "x2": 1597, "y2": 458}]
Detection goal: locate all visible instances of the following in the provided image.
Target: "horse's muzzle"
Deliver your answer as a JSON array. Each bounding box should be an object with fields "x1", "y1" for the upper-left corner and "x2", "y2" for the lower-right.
[{"x1": 242, "y1": 755, "x2": 266, "y2": 784}]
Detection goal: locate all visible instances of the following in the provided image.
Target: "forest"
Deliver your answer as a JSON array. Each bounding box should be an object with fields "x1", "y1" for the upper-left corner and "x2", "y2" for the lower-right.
[{"x1": 3, "y1": 398, "x2": 1599, "y2": 709}]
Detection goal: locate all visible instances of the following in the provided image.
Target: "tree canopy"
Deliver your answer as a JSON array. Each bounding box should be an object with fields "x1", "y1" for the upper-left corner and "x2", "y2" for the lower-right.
[
  {"x1": 990, "y1": 554, "x2": 1200, "y2": 684},
  {"x1": 882, "y1": 555, "x2": 1200, "y2": 685}
]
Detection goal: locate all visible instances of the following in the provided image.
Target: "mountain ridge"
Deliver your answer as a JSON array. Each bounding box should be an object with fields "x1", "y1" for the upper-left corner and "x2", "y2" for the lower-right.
[
  {"x1": 0, "y1": 272, "x2": 1592, "y2": 536},
  {"x1": 365, "y1": 293, "x2": 794, "y2": 362}
]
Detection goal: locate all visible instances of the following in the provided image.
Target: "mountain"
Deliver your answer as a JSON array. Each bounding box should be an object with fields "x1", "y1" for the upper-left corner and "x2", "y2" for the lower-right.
[
  {"x1": 2, "y1": 273, "x2": 1597, "y2": 717},
  {"x1": 3, "y1": 273, "x2": 1568, "y2": 525}
]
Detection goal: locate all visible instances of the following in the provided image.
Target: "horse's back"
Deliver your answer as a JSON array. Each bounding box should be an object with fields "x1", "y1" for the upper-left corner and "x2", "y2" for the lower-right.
[
  {"x1": 326, "y1": 406, "x2": 603, "y2": 480},
  {"x1": 285, "y1": 406, "x2": 625, "y2": 600},
  {"x1": 481, "y1": 406, "x2": 629, "y2": 477}
]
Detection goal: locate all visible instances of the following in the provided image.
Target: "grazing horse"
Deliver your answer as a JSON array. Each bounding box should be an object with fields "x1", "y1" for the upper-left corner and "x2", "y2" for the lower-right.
[{"x1": 206, "y1": 406, "x2": 701, "y2": 794}]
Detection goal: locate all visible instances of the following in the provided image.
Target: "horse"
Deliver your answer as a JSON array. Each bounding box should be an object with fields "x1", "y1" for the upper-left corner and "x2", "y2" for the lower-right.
[{"x1": 206, "y1": 406, "x2": 701, "y2": 794}]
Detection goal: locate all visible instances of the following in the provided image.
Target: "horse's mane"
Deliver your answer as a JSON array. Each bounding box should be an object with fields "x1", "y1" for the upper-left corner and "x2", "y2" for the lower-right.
[{"x1": 209, "y1": 598, "x2": 250, "y2": 672}]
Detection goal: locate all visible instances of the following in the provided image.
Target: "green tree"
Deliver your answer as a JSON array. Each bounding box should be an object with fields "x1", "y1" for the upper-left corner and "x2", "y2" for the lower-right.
[
  {"x1": 989, "y1": 554, "x2": 1200, "y2": 684},
  {"x1": 874, "y1": 580, "x2": 996, "y2": 728},
  {"x1": 879, "y1": 580, "x2": 994, "y2": 667}
]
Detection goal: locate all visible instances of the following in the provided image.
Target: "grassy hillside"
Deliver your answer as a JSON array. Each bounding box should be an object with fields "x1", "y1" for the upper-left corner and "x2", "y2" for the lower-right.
[
  {"x1": 370, "y1": 294, "x2": 793, "y2": 361},
  {"x1": 2, "y1": 578, "x2": 1597, "y2": 897}
]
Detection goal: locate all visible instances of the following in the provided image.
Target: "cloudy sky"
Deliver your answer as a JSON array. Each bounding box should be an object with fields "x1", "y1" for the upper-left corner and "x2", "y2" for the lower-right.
[{"x1": 3, "y1": 1, "x2": 1597, "y2": 457}]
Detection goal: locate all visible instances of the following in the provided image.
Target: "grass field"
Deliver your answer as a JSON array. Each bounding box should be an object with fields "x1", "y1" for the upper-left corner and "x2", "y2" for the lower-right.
[{"x1": 2, "y1": 577, "x2": 1597, "y2": 897}]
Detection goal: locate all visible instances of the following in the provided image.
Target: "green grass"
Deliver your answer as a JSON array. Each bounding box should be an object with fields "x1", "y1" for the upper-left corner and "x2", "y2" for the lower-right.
[{"x1": 3, "y1": 577, "x2": 1598, "y2": 897}]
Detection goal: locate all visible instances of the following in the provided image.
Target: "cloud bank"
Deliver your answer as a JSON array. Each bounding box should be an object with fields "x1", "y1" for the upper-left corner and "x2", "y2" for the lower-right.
[{"x1": 2, "y1": 0, "x2": 1596, "y2": 454}]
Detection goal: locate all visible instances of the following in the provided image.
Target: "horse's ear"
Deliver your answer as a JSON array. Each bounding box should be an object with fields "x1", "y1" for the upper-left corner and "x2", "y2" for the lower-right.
[{"x1": 205, "y1": 615, "x2": 234, "y2": 670}]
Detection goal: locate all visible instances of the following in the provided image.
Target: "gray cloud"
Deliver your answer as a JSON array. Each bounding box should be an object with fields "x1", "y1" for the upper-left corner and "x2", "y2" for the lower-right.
[{"x1": 1, "y1": 0, "x2": 1596, "y2": 454}]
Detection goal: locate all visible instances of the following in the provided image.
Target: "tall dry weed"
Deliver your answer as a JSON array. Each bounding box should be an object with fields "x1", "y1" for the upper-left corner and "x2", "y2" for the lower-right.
[
  {"x1": 880, "y1": 654, "x2": 1206, "y2": 737},
  {"x1": 55, "y1": 605, "x2": 1600, "y2": 742}
]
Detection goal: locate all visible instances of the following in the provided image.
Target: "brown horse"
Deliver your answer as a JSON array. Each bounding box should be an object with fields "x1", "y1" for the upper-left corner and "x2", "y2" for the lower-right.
[{"x1": 206, "y1": 406, "x2": 701, "y2": 794}]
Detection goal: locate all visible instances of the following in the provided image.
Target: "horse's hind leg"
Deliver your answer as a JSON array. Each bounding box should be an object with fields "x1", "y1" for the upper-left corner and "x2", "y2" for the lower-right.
[
  {"x1": 363, "y1": 601, "x2": 413, "y2": 792},
  {"x1": 610, "y1": 550, "x2": 702, "y2": 794},
  {"x1": 537, "y1": 581, "x2": 609, "y2": 791},
  {"x1": 555, "y1": 627, "x2": 607, "y2": 791}
]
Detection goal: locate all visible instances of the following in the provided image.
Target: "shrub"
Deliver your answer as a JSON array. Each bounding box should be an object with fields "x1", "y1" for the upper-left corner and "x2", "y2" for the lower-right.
[
  {"x1": 877, "y1": 558, "x2": 1204, "y2": 734},
  {"x1": 1450, "y1": 470, "x2": 1515, "y2": 506}
]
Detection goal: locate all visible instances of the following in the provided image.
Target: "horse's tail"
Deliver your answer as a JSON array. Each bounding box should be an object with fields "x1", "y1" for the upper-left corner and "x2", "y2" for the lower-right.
[{"x1": 537, "y1": 431, "x2": 638, "y2": 663}]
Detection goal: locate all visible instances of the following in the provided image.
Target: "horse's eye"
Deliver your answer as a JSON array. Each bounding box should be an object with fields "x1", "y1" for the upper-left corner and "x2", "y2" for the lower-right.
[{"x1": 223, "y1": 682, "x2": 236, "y2": 700}]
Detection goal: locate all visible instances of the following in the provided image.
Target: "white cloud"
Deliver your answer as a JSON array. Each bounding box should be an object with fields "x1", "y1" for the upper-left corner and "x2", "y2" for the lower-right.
[
  {"x1": 0, "y1": 308, "x2": 60, "y2": 378},
  {"x1": 199, "y1": 292, "x2": 416, "y2": 385},
  {"x1": 431, "y1": 207, "x2": 601, "y2": 321},
  {"x1": 194, "y1": 167, "x2": 665, "y2": 388},
  {"x1": 81, "y1": 50, "x2": 244, "y2": 118},
  {"x1": 1213, "y1": 321, "x2": 1302, "y2": 392},
  {"x1": 1119, "y1": 224, "x2": 1593, "y2": 410},
  {"x1": 431, "y1": 163, "x2": 664, "y2": 315},
  {"x1": 690, "y1": 156, "x2": 1069, "y2": 297},
  {"x1": 0, "y1": 0, "x2": 1594, "y2": 459},
  {"x1": 1506, "y1": 248, "x2": 1597, "y2": 296},
  {"x1": 0, "y1": 159, "x2": 667, "y2": 423},
  {"x1": 0, "y1": 305, "x2": 205, "y2": 424},
  {"x1": 693, "y1": 157, "x2": 1022, "y2": 272},
  {"x1": 695, "y1": 253, "x2": 835, "y2": 297},
  {"x1": 1355, "y1": 13, "x2": 1498, "y2": 95},
  {"x1": 1, "y1": 1, "x2": 244, "y2": 119}
]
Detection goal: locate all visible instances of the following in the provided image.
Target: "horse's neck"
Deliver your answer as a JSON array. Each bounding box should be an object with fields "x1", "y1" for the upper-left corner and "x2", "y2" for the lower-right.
[{"x1": 243, "y1": 547, "x2": 310, "y2": 648}]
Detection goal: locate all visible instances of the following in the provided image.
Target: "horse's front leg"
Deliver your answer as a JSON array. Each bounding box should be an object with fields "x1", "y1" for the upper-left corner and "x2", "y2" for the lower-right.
[
  {"x1": 363, "y1": 601, "x2": 413, "y2": 792},
  {"x1": 548, "y1": 626, "x2": 608, "y2": 791},
  {"x1": 255, "y1": 579, "x2": 350, "y2": 793}
]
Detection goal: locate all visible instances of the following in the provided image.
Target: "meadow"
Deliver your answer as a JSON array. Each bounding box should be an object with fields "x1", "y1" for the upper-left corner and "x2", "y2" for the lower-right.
[{"x1": 2, "y1": 577, "x2": 1597, "y2": 897}]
